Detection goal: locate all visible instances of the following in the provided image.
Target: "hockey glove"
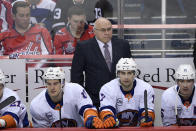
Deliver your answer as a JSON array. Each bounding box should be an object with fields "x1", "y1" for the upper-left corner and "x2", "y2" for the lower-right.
[
  {"x1": 85, "y1": 116, "x2": 103, "y2": 129},
  {"x1": 139, "y1": 116, "x2": 153, "y2": 127},
  {"x1": 0, "y1": 115, "x2": 16, "y2": 128},
  {"x1": 0, "y1": 119, "x2": 6, "y2": 128},
  {"x1": 138, "y1": 108, "x2": 155, "y2": 127},
  {"x1": 103, "y1": 114, "x2": 119, "y2": 128}
]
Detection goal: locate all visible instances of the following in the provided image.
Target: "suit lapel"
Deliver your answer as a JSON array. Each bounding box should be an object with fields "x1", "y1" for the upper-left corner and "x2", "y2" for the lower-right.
[{"x1": 111, "y1": 38, "x2": 118, "y2": 72}]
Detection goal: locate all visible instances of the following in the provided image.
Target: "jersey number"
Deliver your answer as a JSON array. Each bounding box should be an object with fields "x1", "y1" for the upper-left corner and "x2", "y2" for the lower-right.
[
  {"x1": 54, "y1": 8, "x2": 62, "y2": 19},
  {"x1": 100, "y1": 93, "x2": 105, "y2": 101},
  {"x1": 81, "y1": 89, "x2": 87, "y2": 99},
  {"x1": 94, "y1": 8, "x2": 102, "y2": 19},
  {"x1": 10, "y1": 101, "x2": 24, "y2": 110}
]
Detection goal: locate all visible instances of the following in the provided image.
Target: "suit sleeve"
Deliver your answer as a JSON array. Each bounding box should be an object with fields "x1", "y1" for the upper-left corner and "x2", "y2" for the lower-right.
[
  {"x1": 193, "y1": 31, "x2": 196, "y2": 69},
  {"x1": 123, "y1": 39, "x2": 132, "y2": 58},
  {"x1": 71, "y1": 42, "x2": 85, "y2": 87}
]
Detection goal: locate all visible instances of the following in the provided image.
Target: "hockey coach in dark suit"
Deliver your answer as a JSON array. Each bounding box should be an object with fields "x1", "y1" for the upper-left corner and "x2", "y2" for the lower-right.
[{"x1": 71, "y1": 17, "x2": 132, "y2": 108}]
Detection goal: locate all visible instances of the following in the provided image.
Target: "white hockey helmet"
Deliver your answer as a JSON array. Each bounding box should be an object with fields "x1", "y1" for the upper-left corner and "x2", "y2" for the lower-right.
[
  {"x1": 43, "y1": 67, "x2": 65, "y2": 86},
  {"x1": 175, "y1": 64, "x2": 195, "y2": 80},
  {"x1": 73, "y1": 0, "x2": 84, "y2": 4},
  {"x1": 11, "y1": 0, "x2": 26, "y2": 6},
  {"x1": 116, "y1": 58, "x2": 137, "y2": 75},
  {"x1": 0, "y1": 69, "x2": 5, "y2": 86}
]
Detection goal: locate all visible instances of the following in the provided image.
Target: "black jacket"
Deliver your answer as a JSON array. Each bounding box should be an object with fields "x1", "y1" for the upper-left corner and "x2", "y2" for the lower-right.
[{"x1": 71, "y1": 37, "x2": 132, "y2": 108}]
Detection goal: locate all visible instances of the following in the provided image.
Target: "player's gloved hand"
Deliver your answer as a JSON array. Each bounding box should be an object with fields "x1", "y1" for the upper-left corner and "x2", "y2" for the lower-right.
[
  {"x1": 0, "y1": 119, "x2": 6, "y2": 128},
  {"x1": 85, "y1": 116, "x2": 103, "y2": 129},
  {"x1": 139, "y1": 116, "x2": 153, "y2": 127},
  {"x1": 103, "y1": 114, "x2": 119, "y2": 128}
]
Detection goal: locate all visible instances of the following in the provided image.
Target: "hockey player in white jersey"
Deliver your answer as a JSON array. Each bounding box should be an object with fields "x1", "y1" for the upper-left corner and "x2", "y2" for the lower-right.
[
  {"x1": 30, "y1": 67, "x2": 103, "y2": 128},
  {"x1": 161, "y1": 64, "x2": 196, "y2": 126},
  {"x1": 99, "y1": 58, "x2": 155, "y2": 128},
  {"x1": 0, "y1": 68, "x2": 30, "y2": 128}
]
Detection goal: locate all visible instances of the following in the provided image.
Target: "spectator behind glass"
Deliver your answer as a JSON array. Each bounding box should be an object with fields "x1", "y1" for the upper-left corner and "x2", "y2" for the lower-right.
[
  {"x1": 71, "y1": 17, "x2": 132, "y2": 109},
  {"x1": 0, "y1": 0, "x2": 13, "y2": 32},
  {"x1": 53, "y1": 6, "x2": 94, "y2": 55},
  {"x1": 51, "y1": 0, "x2": 95, "y2": 34},
  {"x1": 27, "y1": 0, "x2": 56, "y2": 31},
  {"x1": 0, "y1": 1, "x2": 53, "y2": 58},
  {"x1": 93, "y1": 0, "x2": 116, "y2": 24}
]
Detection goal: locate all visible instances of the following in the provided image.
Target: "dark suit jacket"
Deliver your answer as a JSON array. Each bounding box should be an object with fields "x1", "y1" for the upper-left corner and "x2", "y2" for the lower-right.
[
  {"x1": 193, "y1": 31, "x2": 196, "y2": 69},
  {"x1": 71, "y1": 37, "x2": 132, "y2": 108}
]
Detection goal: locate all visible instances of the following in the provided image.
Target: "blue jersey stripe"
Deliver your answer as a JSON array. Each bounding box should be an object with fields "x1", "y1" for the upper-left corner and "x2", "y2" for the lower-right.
[
  {"x1": 3, "y1": 112, "x2": 19, "y2": 124},
  {"x1": 100, "y1": 105, "x2": 116, "y2": 115},
  {"x1": 22, "y1": 112, "x2": 29, "y2": 127},
  {"x1": 79, "y1": 104, "x2": 94, "y2": 116}
]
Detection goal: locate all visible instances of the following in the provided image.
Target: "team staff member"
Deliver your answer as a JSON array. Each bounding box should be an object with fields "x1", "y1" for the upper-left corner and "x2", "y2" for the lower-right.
[
  {"x1": 162, "y1": 64, "x2": 196, "y2": 126},
  {"x1": 0, "y1": 1, "x2": 53, "y2": 58},
  {"x1": 71, "y1": 17, "x2": 132, "y2": 109},
  {"x1": 26, "y1": 0, "x2": 56, "y2": 31},
  {"x1": 30, "y1": 67, "x2": 103, "y2": 128},
  {"x1": 99, "y1": 58, "x2": 155, "y2": 128}
]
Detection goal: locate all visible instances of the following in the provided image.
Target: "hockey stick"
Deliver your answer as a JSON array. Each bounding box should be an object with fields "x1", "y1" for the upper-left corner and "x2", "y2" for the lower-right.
[
  {"x1": 0, "y1": 96, "x2": 16, "y2": 110},
  {"x1": 174, "y1": 87, "x2": 181, "y2": 126},
  {"x1": 59, "y1": 106, "x2": 62, "y2": 128},
  {"x1": 144, "y1": 90, "x2": 148, "y2": 122},
  {"x1": 54, "y1": 104, "x2": 62, "y2": 127}
]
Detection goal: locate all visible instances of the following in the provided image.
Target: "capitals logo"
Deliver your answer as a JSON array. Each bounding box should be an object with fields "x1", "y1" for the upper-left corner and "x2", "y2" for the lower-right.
[
  {"x1": 9, "y1": 42, "x2": 40, "y2": 58},
  {"x1": 63, "y1": 41, "x2": 75, "y2": 54}
]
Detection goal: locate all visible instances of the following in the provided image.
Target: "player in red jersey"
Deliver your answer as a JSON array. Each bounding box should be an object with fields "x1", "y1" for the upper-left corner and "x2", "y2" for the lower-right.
[
  {"x1": 0, "y1": 0, "x2": 13, "y2": 33},
  {"x1": 53, "y1": 6, "x2": 94, "y2": 55},
  {"x1": 0, "y1": 1, "x2": 53, "y2": 58}
]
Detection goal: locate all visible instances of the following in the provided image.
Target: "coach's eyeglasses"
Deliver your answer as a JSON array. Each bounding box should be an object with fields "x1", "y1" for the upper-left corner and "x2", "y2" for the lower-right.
[{"x1": 94, "y1": 27, "x2": 112, "y2": 32}]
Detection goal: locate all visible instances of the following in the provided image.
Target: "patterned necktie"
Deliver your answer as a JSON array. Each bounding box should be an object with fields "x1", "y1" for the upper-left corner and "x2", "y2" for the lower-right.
[{"x1": 104, "y1": 44, "x2": 112, "y2": 71}]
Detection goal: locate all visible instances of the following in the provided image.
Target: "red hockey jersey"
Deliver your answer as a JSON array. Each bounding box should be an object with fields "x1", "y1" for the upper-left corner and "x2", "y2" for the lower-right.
[
  {"x1": 53, "y1": 25, "x2": 94, "y2": 54},
  {"x1": 0, "y1": 24, "x2": 53, "y2": 58},
  {"x1": 0, "y1": 0, "x2": 13, "y2": 32}
]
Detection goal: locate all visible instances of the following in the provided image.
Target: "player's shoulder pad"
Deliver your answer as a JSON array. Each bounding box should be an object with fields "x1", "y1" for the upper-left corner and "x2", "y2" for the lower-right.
[
  {"x1": 135, "y1": 78, "x2": 153, "y2": 89},
  {"x1": 30, "y1": 89, "x2": 46, "y2": 108},
  {"x1": 100, "y1": 78, "x2": 119, "y2": 94},
  {"x1": 64, "y1": 83, "x2": 84, "y2": 92},
  {"x1": 4, "y1": 88, "x2": 20, "y2": 100},
  {"x1": 162, "y1": 85, "x2": 177, "y2": 98}
]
